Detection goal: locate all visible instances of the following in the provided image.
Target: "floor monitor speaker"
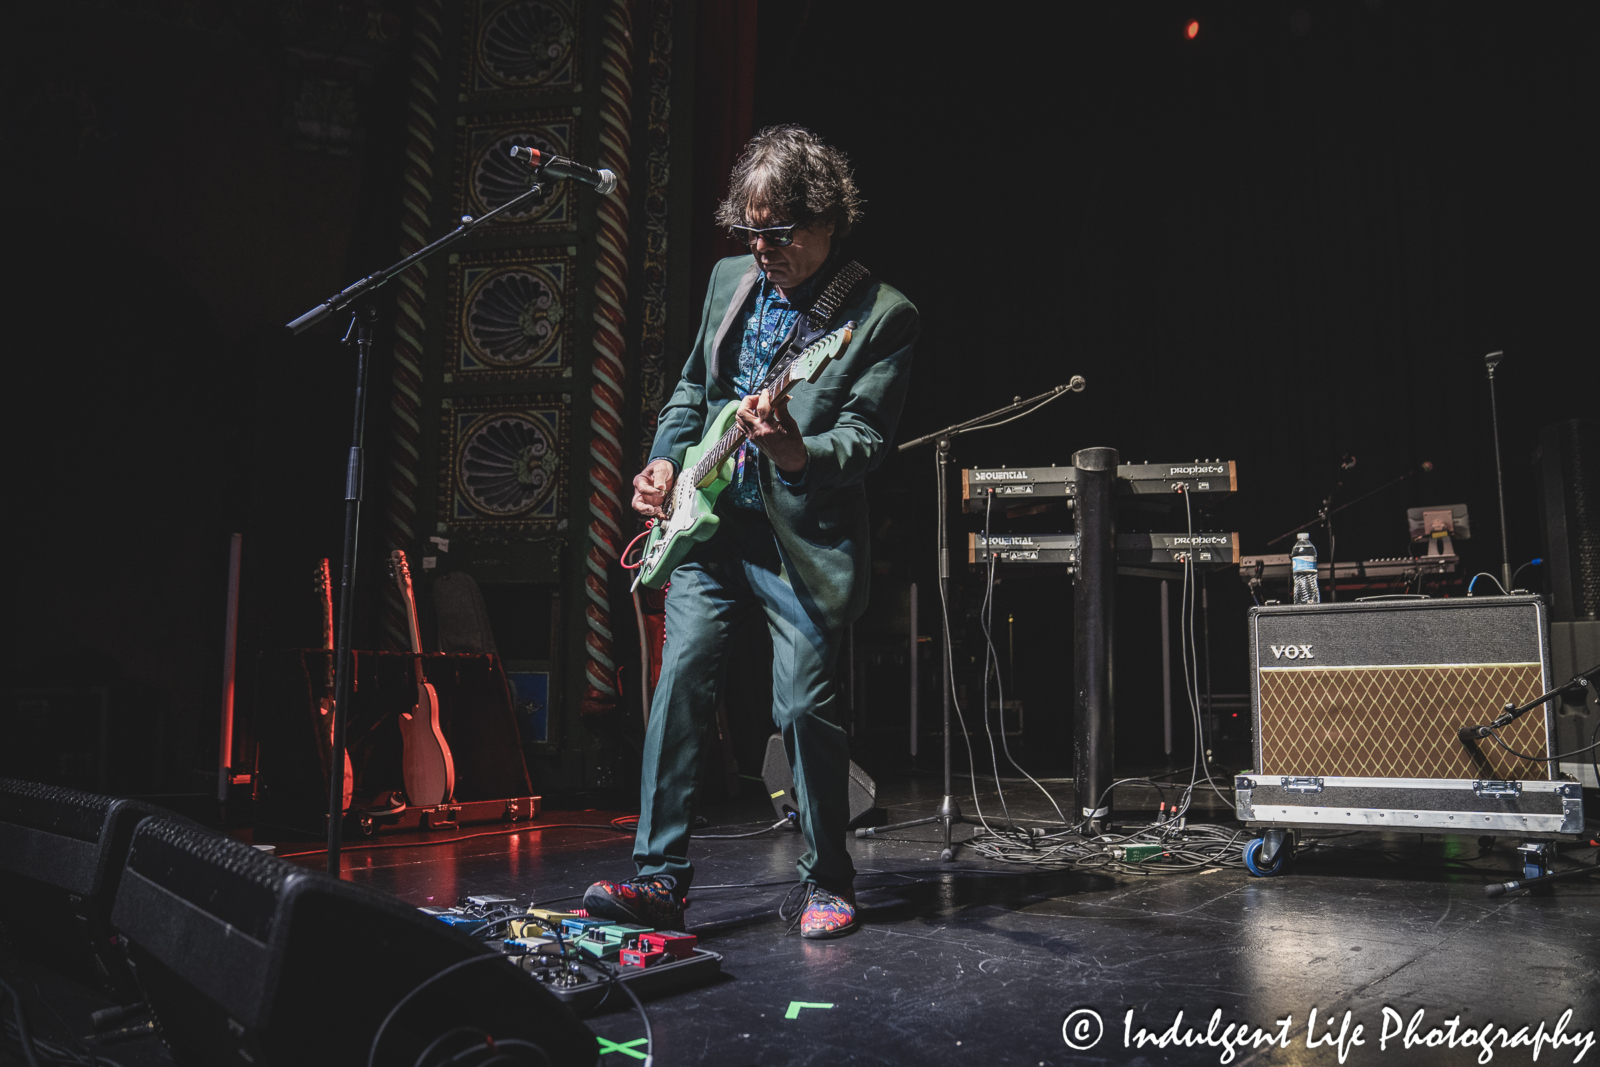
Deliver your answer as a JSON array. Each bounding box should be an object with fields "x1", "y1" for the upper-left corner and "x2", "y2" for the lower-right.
[
  {"x1": 760, "y1": 733, "x2": 881, "y2": 829},
  {"x1": 0, "y1": 778, "x2": 160, "y2": 999},
  {"x1": 109, "y1": 816, "x2": 595, "y2": 1066}
]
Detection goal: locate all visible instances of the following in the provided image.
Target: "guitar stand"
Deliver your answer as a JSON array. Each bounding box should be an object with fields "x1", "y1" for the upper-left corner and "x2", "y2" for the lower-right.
[{"x1": 862, "y1": 382, "x2": 1085, "y2": 861}]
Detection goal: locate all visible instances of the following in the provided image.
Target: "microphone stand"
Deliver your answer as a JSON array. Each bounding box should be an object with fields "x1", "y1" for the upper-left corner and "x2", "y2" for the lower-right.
[
  {"x1": 1266, "y1": 461, "x2": 1436, "y2": 599},
  {"x1": 1458, "y1": 661, "x2": 1599, "y2": 746},
  {"x1": 1267, "y1": 458, "x2": 1352, "y2": 602},
  {"x1": 1486, "y1": 855, "x2": 1600, "y2": 898},
  {"x1": 1321, "y1": 480, "x2": 1338, "y2": 603},
  {"x1": 857, "y1": 379, "x2": 1085, "y2": 860},
  {"x1": 1485, "y1": 351, "x2": 1513, "y2": 592},
  {"x1": 287, "y1": 177, "x2": 548, "y2": 878}
]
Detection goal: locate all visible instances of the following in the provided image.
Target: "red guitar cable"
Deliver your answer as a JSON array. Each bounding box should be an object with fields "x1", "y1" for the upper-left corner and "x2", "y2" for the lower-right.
[{"x1": 620, "y1": 519, "x2": 654, "y2": 570}]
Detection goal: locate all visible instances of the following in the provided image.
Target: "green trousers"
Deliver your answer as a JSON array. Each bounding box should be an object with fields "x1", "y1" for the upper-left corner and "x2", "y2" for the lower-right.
[{"x1": 634, "y1": 506, "x2": 856, "y2": 895}]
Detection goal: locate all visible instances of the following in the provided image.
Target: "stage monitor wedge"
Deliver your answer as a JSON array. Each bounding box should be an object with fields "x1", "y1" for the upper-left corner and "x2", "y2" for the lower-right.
[
  {"x1": 0, "y1": 778, "x2": 162, "y2": 999},
  {"x1": 110, "y1": 816, "x2": 597, "y2": 1067},
  {"x1": 761, "y1": 733, "x2": 880, "y2": 829}
]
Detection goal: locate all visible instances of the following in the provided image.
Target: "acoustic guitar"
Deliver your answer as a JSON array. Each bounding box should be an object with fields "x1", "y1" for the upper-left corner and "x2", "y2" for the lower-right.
[
  {"x1": 315, "y1": 559, "x2": 354, "y2": 812},
  {"x1": 389, "y1": 550, "x2": 455, "y2": 806},
  {"x1": 632, "y1": 322, "x2": 853, "y2": 590}
]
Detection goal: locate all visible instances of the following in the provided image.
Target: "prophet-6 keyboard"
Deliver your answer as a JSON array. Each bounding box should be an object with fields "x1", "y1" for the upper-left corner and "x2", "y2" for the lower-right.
[
  {"x1": 969, "y1": 532, "x2": 1241, "y2": 567},
  {"x1": 962, "y1": 460, "x2": 1236, "y2": 511}
]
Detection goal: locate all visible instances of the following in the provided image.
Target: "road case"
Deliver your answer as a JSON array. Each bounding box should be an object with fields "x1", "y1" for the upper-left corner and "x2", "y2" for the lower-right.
[{"x1": 1233, "y1": 596, "x2": 1585, "y2": 876}]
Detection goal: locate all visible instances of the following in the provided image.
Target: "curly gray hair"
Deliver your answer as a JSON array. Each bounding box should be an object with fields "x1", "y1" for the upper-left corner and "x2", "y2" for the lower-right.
[{"x1": 714, "y1": 125, "x2": 863, "y2": 240}]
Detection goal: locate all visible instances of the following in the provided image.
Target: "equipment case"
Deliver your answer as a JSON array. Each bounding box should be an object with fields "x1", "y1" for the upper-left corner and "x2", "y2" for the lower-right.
[{"x1": 1234, "y1": 597, "x2": 1585, "y2": 871}]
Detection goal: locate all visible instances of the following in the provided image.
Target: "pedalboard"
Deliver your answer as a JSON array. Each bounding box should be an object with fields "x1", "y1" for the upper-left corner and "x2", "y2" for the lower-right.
[{"x1": 420, "y1": 896, "x2": 723, "y2": 1010}]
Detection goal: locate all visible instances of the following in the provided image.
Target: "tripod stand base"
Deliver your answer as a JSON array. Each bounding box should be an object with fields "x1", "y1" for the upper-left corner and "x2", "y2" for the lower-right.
[{"x1": 855, "y1": 795, "x2": 986, "y2": 861}]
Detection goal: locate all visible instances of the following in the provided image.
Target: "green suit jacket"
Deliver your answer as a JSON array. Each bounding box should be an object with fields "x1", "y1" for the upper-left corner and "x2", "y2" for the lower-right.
[{"x1": 649, "y1": 254, "x2": 919, "y2": 632}]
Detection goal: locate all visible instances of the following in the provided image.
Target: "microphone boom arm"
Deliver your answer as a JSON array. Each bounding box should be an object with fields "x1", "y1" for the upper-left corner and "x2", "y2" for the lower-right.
[
  {"x1": 285, "y1": 179, "x2": 548, "y2": 335},
  {"x1": 1458, "y1": 661, "x2": 1600, "y2": 744},
  {"x1": 1266, "y1": 462, "x2": 1433, "y2": 548},
  {"x1": 898, "y1": 377, "x2": 1086, "y2": 453}
]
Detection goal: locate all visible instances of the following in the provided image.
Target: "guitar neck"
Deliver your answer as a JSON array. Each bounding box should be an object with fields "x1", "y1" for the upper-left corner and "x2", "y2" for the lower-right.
[
  {"x1": 685, "y1": 361, "x2": 802, "y2": 487},
  {"x1": 316, "y1": 559, "x2": 335, "y2": 685},
  {"x1": 389, "y1": 552, "x2": 428, "y2": 680}
]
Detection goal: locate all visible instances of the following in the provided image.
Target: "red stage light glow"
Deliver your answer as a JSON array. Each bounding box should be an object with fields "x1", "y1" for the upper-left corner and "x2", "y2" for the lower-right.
[{"x1": 1186, "y1": 20, "x2": 1200, "y2": 39}]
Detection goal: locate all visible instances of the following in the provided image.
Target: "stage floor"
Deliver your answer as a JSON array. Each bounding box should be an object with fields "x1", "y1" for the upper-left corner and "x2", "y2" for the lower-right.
[{"x1": 277, "y1": 775, "x2": 1600, "y2": 1066}]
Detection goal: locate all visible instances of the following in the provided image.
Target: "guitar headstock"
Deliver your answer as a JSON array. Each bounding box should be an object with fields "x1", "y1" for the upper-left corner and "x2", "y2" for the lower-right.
[
  {"x1": 788, "y1": 322, "x2": 853, "y2": 387},
  {"x1": 389, "y1": 549, "x2": 413, "y2": 593}
]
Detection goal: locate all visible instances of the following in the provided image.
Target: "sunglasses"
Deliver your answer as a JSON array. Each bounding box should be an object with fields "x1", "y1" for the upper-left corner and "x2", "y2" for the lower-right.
[{"x1": 730, "y1": 222, "x2": 798, "y2": 247}]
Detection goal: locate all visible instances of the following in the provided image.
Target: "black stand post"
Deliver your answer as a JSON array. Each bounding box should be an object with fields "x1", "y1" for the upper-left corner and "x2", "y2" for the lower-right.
[
  {"x1": 1321, "y1": 494, "x2": 1336, "y2": 603},
  {"x1": 325, "y1": 306, "x2": 376, "y2": 877},
  {"x1": 285, "y1": 173, "x2": 549, "y2": 877},
  {"x1": 1319, "y1": 455, "x2": 1355, "y2": 603},
  {"x1": 1073, "y1": 447, "x2": 1117, "y2": 834},
  {"x1": 859, "y1": 379, "x2": 1085, "y2": 859},
  {"x1": 1485, "y1": 351, "x2": 1513, "y2": 591}
]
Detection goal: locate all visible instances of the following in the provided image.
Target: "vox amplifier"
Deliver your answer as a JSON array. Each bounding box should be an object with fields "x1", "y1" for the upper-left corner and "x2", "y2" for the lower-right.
[{"x1": 1236, "y1": 596, "x2": 1585, "y2": 841}]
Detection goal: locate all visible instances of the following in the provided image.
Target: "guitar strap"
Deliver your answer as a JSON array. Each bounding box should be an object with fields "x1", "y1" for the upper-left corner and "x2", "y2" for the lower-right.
[{"x1": 757, "y1": 258, "x2": 871, "y2": 392}]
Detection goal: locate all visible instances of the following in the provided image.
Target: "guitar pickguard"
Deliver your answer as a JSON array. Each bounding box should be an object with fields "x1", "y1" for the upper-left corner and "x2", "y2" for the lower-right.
[{"x1": 633, "y1": 400, "x2": 741, "y2": 589}]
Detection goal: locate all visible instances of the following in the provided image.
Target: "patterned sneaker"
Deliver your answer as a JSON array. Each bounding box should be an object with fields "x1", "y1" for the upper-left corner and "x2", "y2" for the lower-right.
[
  {"x1": 781, "y1": 883, "x2": 859, "y2": 939},
  {"x1": 583, "y1": 874, "x2": 686, "y2": 928}
]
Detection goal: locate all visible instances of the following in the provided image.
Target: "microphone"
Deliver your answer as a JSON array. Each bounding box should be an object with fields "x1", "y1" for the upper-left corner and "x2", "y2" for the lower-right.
[
  {"x1": 509, "y1": 146, "x2": 618, "y2": 194},
  {"x1": 1458, "y1": 724, "x2": 1489, "y2": 744},
  {"x1": 1064, "y1": 376, "x2": 1086, "y2": 392}
]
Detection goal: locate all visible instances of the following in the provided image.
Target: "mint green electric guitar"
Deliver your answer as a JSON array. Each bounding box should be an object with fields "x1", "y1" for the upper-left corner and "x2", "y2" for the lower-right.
[{"x1": 632, "y1": 323, "x2": 854, "y2": 590}]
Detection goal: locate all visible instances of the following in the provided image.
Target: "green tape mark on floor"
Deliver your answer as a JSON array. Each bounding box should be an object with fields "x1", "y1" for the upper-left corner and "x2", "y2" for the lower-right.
[
  {"x1": 597, "y1": 1036, "x2": 650, "y2": 1059},
  {"x1": 785, "y1": 1001, "x2": 835, "y2": 1020}
]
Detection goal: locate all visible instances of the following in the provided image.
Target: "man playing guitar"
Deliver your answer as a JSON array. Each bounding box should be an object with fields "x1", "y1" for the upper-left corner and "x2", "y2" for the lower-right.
[{"x1": 584, "y1": 126, "x2": 919, "y2": 939}]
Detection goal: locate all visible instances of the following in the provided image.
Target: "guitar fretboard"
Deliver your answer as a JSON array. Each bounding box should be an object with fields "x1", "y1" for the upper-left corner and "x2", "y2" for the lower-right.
[{"x1": 684, "y1": 356, "x2": 802, "y2": 490}]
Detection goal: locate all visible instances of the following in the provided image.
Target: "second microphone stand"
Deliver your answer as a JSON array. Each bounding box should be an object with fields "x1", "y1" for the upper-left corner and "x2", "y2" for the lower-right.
[{"x1": 858, "y1": 379, "x2": 1084, "y2": 860}]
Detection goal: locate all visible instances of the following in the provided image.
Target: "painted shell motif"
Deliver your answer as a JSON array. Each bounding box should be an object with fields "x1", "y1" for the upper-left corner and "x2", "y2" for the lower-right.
[
  {"x1": 478, "y1": 1, "x2": 575, "y2": 88},
  {"x1": 458, "y1": 413, "x2": 558, "y2": 516},
  {"x1": 465, "y1": 268, "x2": 562, "y2": 367}
]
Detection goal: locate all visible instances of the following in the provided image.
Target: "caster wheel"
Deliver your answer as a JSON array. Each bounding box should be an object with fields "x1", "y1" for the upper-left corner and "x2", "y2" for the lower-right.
[{"x1": 1244, "y1": 837, "x2": 1286, "y2": 877}]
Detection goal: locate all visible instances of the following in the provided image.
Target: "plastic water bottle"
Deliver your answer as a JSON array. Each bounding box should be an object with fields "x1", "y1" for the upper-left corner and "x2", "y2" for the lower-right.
[{"x1": 1292, "y1": 532, "x2": 1321, "y2": 604}]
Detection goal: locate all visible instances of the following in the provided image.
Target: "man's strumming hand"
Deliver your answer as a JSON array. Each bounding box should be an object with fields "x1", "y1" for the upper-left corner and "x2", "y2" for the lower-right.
[{"x1": 632, "y1": 458, "x2": 677, "y2": 518}]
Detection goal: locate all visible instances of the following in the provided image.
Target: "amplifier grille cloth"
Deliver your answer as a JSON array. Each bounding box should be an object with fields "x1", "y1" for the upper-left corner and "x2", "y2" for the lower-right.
[{"x1": 1259, "y1": 663, "x2": 1548, "y2": 780}]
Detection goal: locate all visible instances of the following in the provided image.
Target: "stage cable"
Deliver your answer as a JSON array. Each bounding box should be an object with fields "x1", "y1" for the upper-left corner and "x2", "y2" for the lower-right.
[
  {"x1": 933, "y1": 446, "x2": 1003, "y2": 837},
  {"x1": 1179, "y1": 487, "x2": 1233, "y2": 812},
  {"x1": 978, "y1": 491, "x2": 1014, "y2": 825},
  {"x1": 980, "y1": 490, "x2": 1070, "y2": 825}
]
